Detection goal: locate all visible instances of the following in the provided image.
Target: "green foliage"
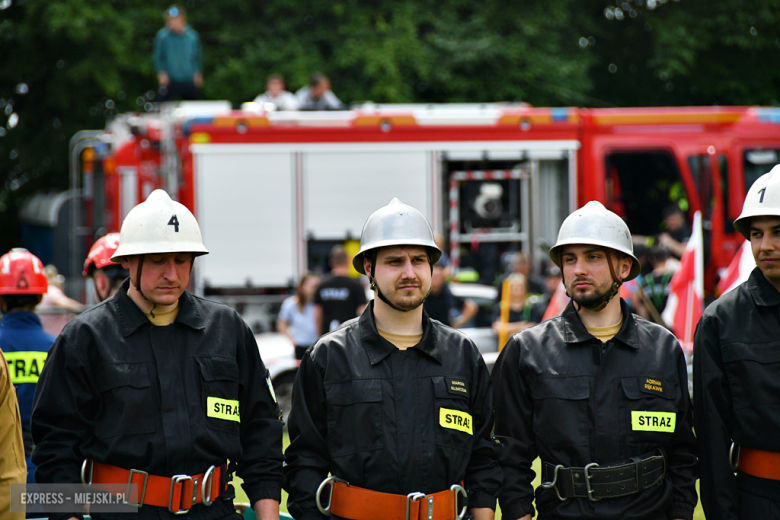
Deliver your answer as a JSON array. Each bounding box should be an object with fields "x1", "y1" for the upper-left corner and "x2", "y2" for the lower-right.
[{"x1": 1, "y1": 0, "x2": 779, "y2": 253}]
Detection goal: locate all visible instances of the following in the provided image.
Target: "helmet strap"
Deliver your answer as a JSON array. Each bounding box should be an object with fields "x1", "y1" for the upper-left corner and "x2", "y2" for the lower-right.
[
  {"x1": 369, "y1": 258, "x2": 432, "y2": 313},
  {"x1": 133, "y1": 256, "x2": 156, "y2": 318}
]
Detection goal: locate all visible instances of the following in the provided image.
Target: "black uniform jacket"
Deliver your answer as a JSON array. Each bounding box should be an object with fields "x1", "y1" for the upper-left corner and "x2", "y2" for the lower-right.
[
  {"x1": 694, "y1": 267, "x2": 780, "y2": 520},
  {"x1": 31, "y1": 280, "x2": 284, "y2": 520},
  {"x1": 493, "y1": 299, "x2": 697, "y2": 520},
  {"x1": 283, "y1": 301, "x2": 502, "y2": 520}
]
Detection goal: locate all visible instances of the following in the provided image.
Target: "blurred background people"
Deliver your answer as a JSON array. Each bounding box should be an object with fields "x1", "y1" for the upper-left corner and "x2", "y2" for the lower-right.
[
  {"x1": 296, "y1": 72, "x2": 345, "y2": 110},
  {"x1": 313, "y1": 245, "x2": 367, "y2": 334},
  {"x1": 154, "y1": 5, "x2": 203, "y2": 101},
  {"x1": 83, "y1": 232, "x2": 129, "y2": 303},
  {"x1": 254, "y1": 74, "x2": 299, "y2": 111},
  {"x1": 278, "y1": 273, "x2": 320, "y2": 360},
  {"x1": 424, "y1": 259, "x2": 478, "y2": 328},
  {"x1": 0, "y1": 248, "x2": 54, "y2": 487},
  {"x1": 631, "y1": 244, "x2": 679, "y2": 321},
  {"x1": 492, "y1": 273, "x2": 543, "y2": 338},
  {"x1": 37, "y1": 264, "x2": 82, "y2": 336}
]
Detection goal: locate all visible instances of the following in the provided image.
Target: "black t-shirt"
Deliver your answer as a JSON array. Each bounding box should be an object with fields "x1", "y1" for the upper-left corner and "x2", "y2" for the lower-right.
[
  {"x1": 313, "y1": 275, "x2": 367, "y2": 334},
  {"x1": 424, "y1": 284, "x2": 461, "y2": 324}
]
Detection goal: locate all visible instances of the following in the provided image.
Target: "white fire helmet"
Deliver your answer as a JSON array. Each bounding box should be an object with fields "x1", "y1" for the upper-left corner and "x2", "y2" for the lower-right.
[
  {"x1": 111, "y1": 189, "x2": 208, "y2": 261},
  {"x1": 734, "y1": 164, "x2": 780, "y2": 240},
  {"x1": 549, "y1": 201, "x2": 641, "y2": 281}
]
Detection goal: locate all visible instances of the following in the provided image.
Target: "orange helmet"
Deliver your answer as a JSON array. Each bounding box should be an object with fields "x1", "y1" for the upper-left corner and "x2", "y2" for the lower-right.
[
  {"x1": 83, "y1": 232, "x2": 121, "y2": 276},
  {"x1": 0, "y1": 248, "x2": 48, "y2": 295}
]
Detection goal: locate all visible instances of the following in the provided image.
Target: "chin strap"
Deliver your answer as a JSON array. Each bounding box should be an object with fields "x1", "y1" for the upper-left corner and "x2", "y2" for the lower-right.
[
  {"x1": 369, "y1": 257, "x2": 432, "y2": 313},
  {"x1": 132, "y1": 256, "x2": 156, "y2": 318}
]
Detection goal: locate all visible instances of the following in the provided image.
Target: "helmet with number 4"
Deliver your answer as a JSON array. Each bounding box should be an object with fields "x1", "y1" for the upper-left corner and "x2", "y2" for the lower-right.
[
  {"x1": 734, "y1": 164, "x2": 780, "y2": 239},
  {"x1": 111, "y1": 189, "x2": 208, "y2": 261},
  {"x1": 0, "y1": 248, "x2": 48, "y2": 295}
]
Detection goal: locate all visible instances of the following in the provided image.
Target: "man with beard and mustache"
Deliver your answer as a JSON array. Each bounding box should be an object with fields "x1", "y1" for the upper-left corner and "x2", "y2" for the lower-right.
[
  {"x1": 695, "y1": 165, "x2": 780, "y2": 520},
  {"x1": 492, "y1": 201, "x2": 697, "y2": 520},
  {"x1": 284, "y1": 198, "x2": 502, "y2": 520}
]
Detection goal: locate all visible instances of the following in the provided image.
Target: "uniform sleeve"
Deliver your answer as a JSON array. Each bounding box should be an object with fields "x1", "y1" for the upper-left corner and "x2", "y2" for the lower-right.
[
  {"x1": 283, "y1": 351, "x2": 330, "y2": 520},
  {"x1": 31, "y1": 334, "x2": 97, "y2": 520},
  {"x1": 693, "y1": 315, "x2": 738, "y2": 520},
  {"x1": 664, "y1": 337, "x2": 699, "y2": 520},
  {"x1": 464, "y1": 355, "x2": 502, "y2": 509},
  {"x1": 492, "y1": 337, "x2": 536, "y2": 519},
  {"x1": 235, "y1": 322, "x2": 285, "y2": 505}
]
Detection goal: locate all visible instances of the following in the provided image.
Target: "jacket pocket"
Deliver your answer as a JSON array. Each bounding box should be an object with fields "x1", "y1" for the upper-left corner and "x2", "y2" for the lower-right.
[
  {"x1": 95, "y1": 363, "x2": 155, "y2": 438},
  {"x1": 197, "y1": 357, "x2": 241, "y2": 435},
  {"x1": 620, "y1": 377, "x2": 678, "y2": 448},
  {"x1": 432, "y1": 376, "x2": 473, "y2": 453},
  {"x1": 530, "y1": 376, "x2": 590, "y2": 448},
  {"x1": 722, "y1": 341, "x2": 780, "y2": 410},
  {"x1": 325, "y1": 379, "x2": 384, "y2": 456}
]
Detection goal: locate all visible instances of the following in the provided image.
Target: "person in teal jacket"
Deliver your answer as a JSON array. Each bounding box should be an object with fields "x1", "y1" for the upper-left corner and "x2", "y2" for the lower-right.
[{"x1": 153, "y1": 5, "x2": 202, "y2": 101}]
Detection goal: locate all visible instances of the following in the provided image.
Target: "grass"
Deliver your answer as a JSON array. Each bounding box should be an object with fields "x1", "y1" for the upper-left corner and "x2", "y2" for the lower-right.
[{"x1": 233, "y1": 432, "x2": 705, "y2": 519}]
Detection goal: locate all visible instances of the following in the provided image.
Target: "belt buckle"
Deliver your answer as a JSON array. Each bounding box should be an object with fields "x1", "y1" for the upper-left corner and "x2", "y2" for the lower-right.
[
  {"x1": 406, "y1": 492, "x2": 426, "y2": 520},
  {"x1": 539, "y1": 464, "x2": 567, "y2": 502},
  {"x1": 315, "y1": 476, "x2": 349, "y2": 516},
  {"x1": 584, "y1": 462, "x2": 601, "y2": 502},
  {"x1": 450, "y1": 484, "x2": 468, "y2": 520},
  {"x1": 201, "y1": 465, "x2": 217, "y2": 506},
  {"x1": 126, "y1": 468, "x2": 149, "y2": 508},
  {"x1": 169, "y1": 474, "x2": 192, "y2": 514}
]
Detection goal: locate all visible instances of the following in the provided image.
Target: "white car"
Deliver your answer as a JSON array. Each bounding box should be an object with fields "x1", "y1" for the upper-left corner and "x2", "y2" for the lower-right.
[{"x1": 255, "y1": 332, "x2": 298, "y2": 425}]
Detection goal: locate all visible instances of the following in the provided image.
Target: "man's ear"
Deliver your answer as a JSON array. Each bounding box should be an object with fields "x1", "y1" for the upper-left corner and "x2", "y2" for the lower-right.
[
  {"x1": 363, "y1": 256, "x2": 372, "y2": 278},
  {"x1": 620, "y1": 256, "x2": 633, "y2": 280}
]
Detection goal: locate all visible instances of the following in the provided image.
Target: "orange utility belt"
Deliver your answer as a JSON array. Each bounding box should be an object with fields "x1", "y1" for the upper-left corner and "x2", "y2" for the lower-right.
[
  {"x1": 83, "y1": 459, "x2": 227, "y2": 514},
  {"x1": 317, "y1": 477, "x2": 468, "y2": 520},
  {"x1": 737, "y1": 447, "x2": 780, "y2": 481}
]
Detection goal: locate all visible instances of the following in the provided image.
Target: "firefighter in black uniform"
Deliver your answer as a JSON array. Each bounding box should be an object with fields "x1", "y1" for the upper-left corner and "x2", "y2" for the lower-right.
[
  {"x1": 694, "y1": 165, "x2": 780, "y2": 519},
  {"x1": 493, "y1": 201, "x2": 698, "y2": 520},
  {"x1": 31, "y1": 190, "x2": 284, "y2": 520},
  {"x1": 284, "y1": 198, "x2": 502, "y2": 520}
]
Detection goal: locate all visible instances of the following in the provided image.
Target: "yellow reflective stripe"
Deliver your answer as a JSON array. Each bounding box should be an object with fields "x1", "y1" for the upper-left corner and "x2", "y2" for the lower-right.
[
  {"x1": 207, "y1": 397, "x2": 241, "y2": 422},
  {"x1": 439, "y1": 408, "x2": 473, "y2": 435},
  {"x1": 4, "y1": 351, "x2": 48, "y2": 384},
  {"x1": 631, "y1": 411, "x2": 676, "y2": 432}
]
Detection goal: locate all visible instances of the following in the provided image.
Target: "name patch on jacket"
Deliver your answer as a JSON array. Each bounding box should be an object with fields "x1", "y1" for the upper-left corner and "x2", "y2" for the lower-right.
[
  {"x1": 643, "y1": 378, "x2": 665, "y2": 396},
  {"x1": 631, "y1": 411, "x2": 675, "y2": 432},
  {"x1": 446, "y1": 378, "x2": 469, "y2": 397},
  {"x1": 207, "y1": 397, "x2": 241, "y2": 422},
  {"x1": 5, "y1": 351, "x2": 48, "y2": 384},
  {"x1": 440, "y1": 408, "x2": 473, "y2": 435}
]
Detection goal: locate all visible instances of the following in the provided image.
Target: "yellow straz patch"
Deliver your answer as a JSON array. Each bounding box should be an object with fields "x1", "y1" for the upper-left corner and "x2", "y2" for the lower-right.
[
  {"x1": 207, "y1": 397, "x2": 241, "y2": 422},
  {"x1": 439, "y1": 408, "x2": 473, "y2": 435},
  {"x1": 631, "y1": 411, "x2": 675, "y2": 432},
  {"x1": 5, "y1": 351, "x2": 48, "y2": 384}
]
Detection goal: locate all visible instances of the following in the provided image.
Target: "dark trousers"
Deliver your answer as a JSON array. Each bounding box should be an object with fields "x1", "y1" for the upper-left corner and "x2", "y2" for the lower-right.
[{"x1": 157, "y1": 80, "x2": 201, "y2": 102}]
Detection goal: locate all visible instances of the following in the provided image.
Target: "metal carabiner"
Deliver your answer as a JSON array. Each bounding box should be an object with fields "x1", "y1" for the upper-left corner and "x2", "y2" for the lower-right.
[
  {"x1": 201, "y1": 465, "x2": 216, "y2": 506},
  {"x1": 583, "y1": 462, "x2": 601, "y2": 502},
  {"x1": 316, "y1": 476, "x2": 349, "y2": 516},
  {"x1": 729, "y1": 442, "x2": 740, "y2": 472},
  {"x1": 450, "y1": 484, "x2": 468, "y2": 520},
  {"x1": 80, "y1": 459, "x2": 94, "y2": 485},
  {"x1": 539, "y1": 464, "x2": 567, "y2": 501}
]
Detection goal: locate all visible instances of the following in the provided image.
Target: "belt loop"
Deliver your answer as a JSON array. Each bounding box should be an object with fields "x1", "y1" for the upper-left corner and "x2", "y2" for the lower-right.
[
  {"x1": 406, "y1": 492, "x2": 425, "y2": 520},
  {"x1": 632, "y1": 456, "x2": 644, "y2": 492}
]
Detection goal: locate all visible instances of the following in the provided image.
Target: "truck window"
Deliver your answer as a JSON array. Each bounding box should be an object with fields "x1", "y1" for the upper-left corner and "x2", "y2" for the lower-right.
[
  {"x1": 605, "y1": 151, "x2": 688, "y2": 237},
  {"x1": 687, "y1": 154, "x2": 730, "y2": 233},
  {"x1": 744, "y1": 149, "x2": 780, "y2": 191}
]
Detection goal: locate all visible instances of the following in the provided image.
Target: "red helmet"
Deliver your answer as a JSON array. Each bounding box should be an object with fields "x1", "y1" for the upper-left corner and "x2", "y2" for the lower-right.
[
  {"x1": 0, "y1": 248, "x2": 48, "y2": 295},
  {"x1": 83, "y1": 232, "x2": 121, "y2": 276}
]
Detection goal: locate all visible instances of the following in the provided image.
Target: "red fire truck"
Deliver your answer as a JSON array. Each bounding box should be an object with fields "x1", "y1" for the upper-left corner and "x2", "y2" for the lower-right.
[{"x1": 73, "y1": 102, "x2": 780, "y2": 296}]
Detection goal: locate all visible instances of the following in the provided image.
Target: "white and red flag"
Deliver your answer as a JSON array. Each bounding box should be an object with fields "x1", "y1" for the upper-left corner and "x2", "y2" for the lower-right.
[
  {"x1": 661, "y1": 211, "x2": 704, "y2": 355},
  {"x1": 716, "y1": 240, "x2": 755, "y2": 296},
  {"x1": 542, "y1": 281, "x2": 570, "y2": 321}
]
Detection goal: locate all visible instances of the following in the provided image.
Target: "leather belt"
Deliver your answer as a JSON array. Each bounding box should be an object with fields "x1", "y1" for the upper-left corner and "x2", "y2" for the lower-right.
[
  {"x1": 315, "y1": 477, "x2": 468, "y2": 520},
  {"x1": 541, "y1": 452, "x2": 665, "y2": 501},
  {"x1": 733, "y1": 445, "x2": 780, "y2": 480},
  {"x1": 81, "y1": 459, "x2": 227, "y2": 515}
]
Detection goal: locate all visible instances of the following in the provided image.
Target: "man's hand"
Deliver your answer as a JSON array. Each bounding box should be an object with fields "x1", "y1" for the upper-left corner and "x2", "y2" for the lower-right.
[
  {"x1": 517, "y1": 516, "x2": 532, "y2": 520},
  {"x1": 158, "y1": 71, "x2": 170, "y2": 87},
  {"x1": 194, "y1": 72, "x2": 203, "y2": 88},
  {"x1": 470, "y1": 507, "x2": 495, "y2": 520},
  {"x1": 253, "y1": 498, "x2": 280, "y2": 520}
]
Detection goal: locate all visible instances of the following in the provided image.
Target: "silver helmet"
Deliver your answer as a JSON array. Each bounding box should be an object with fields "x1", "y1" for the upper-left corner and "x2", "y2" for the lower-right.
[
  {"x1": 734, "y1": 164, "x2": 780, "y2": 239},
  {"x1": 549, "y1": 201, "x2": 641, "y2": 281},
  {"x1": 352, "y1": 198, "x2": 441, "y2": 275}
]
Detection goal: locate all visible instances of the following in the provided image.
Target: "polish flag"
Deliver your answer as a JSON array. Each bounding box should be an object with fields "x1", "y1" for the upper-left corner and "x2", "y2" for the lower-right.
[
  {"x1": 542, "y1": 281, "x2": 570, "y2": 321},
  {"x1": 661, "y1": 211, "x2": 704, "y2": 355},
  {"x1": 716, "y1": 241, "x2": 755, "y2": 296}
]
